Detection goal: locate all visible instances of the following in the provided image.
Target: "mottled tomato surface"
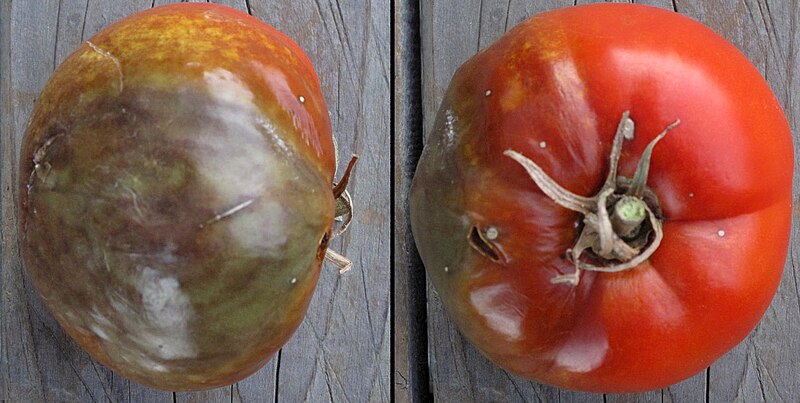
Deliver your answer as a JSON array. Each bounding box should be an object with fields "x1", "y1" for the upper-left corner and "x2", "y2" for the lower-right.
[
  {"x1": 410, "y1": 4, "x2": 793, "y2": 393},
  {"x1": 19, "y1": 4, "x2": 335, "y2": 390}
]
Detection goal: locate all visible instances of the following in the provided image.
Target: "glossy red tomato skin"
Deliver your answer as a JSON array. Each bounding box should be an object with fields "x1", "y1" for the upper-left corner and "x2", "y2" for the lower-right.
[
  {"x1": 20, "y1": 4, "x2": 335, "y2": 390},
  {"x1": 410, "y1": 3, "x2": 792, "y2": 393}
]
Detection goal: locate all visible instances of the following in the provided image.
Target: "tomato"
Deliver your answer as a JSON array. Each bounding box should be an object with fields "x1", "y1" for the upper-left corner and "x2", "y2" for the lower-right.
[
  {"x1": 410, "y1": 3, "x2": 793, "y2": 393},
  {"x1": 19, "y1": 4, "x2": 340, "y2": 390}
]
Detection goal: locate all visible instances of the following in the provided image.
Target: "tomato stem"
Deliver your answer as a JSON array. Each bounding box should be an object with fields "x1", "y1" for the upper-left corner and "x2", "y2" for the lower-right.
[
  {"x1": 627, "y1": 120, "x2": 680, "y2": 197},
  {"x1": 612, "y1": 196, "x2": 647, "y2": 238},
  {"x1": 332, "y1": 154, "x2": 359, "y2": 198},
  {"x1": 324, "y1": 154, "x2": 358, "y2": 274},
  {"x1": 325, "y1": 249, "x2": 353, "y2": 274},
  {"x1": 504, "y1": 111, "x2": 679, "y2": 285}
]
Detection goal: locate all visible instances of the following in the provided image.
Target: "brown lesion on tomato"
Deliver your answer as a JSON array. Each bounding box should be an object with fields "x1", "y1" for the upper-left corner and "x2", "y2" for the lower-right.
[
  {"x1": 468, "y1": 225, "x2": 508, "y2": 264},
  {"x1": 316, "y1": 231, "x2": 331, "y2": 262},
  {"x1": 25, "y1": 125, "x2": 72, "y2": 217},
  {"x1": 504, "y1": 111, "x2": 679, "y2": 285},
  {"x1": 31, "y1": 132, "x2": 66, "y2": 184}
]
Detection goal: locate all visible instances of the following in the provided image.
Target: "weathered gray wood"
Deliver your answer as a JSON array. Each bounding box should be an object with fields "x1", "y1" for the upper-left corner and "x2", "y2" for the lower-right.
[
  {"x1": 3, "y1": 1, "x2": 76, "y2": 401},
  {"x1": 411, "y1": 0, "x2": 800, "y2": 401},
  {"x1": 418, "y1": 2, "x2": 599, "y2": 400},
  {"x1": 0, "y1": 1, "x2": 10, "y2": 398},
  {"x1": 393, "y1": 0, "x2": 431, "y2": 402},
  {"x1": 393, "y1": 0, "x2": 410, "y2": 398},
  {"x1": 246, "y1": 1, "x2": 391, "y2": 401},
  {"x1": 678, "y1": 2, "x2": 800, "y2": 402},
  {"x1": 1, "y1": 0, "x2": 390, "y2": 402},
  {"x1": 419, "y1": 3, "x2": 579, "y2": 401}
]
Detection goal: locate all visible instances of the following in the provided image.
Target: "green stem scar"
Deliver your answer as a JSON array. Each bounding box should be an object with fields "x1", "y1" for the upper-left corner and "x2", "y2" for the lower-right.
[
  {"x1": 504, "y1": 111, "x2": 679, "y2": 286},
  {"x1": 612, "y1": 196, "x2": 647, "y2": 239}
]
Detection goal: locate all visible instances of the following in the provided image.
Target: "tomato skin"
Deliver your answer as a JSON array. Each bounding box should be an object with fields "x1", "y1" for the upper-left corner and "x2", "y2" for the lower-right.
[
  {"x1": 20, "y1": 4, "x2": 334, "y2": 390},
  {"x1": 410, "y1": 3, "x2": 792, "y2": 393}
]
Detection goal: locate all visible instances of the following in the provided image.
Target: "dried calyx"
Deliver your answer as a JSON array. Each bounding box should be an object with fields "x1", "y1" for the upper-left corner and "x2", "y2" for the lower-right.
[
  {"x1": 324, "y1": 153, "x2": 358, "y2": 274},
  {"x1": 505, "y1": 111, "x2": 679, "y2": 285}
]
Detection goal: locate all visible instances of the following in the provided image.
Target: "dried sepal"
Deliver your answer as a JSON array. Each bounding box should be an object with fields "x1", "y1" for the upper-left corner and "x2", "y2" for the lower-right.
[{"x1": 506, "y1": 111, "x2": 677, "y2": 285}]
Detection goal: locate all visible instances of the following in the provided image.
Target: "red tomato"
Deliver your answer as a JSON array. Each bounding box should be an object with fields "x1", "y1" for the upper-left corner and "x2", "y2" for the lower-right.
[{"x1": 410, "y1": 3, "x2": 792, "y2": 393}]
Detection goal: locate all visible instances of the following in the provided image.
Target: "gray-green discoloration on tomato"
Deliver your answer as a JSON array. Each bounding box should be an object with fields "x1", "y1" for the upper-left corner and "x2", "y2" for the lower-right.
[{"x1": 19, "y1": 4, "x2": 335, "y2": 391}]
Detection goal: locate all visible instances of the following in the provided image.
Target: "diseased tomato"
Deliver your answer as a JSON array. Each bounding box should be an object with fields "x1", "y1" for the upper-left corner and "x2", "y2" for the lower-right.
[
  {"x1": 19, "y1": 3, "x2": 350, "y2": 391},
  {"x1": 410, "y1": 3, "x2": 793, "y2": 393}
]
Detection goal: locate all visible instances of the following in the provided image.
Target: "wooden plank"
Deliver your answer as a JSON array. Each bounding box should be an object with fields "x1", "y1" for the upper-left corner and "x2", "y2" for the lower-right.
[
  {"x1": 3, "y1": 2, "x2": 79, "y2": 400},
  {"x1": 1, "y1": 0, "x2": 390, "y2": 402},
  {"x1": 246, "y1": 0, "x2": 391, "y2": 401},
  {"x1": 417, "y1": 2, "x2": 601, "y2": 401},
  {"x1": 418, "y1": 1, "x2": 480, "y2": 400},
  {"x1": 393, "y1": 0, "x2": 431, "y2": 401},
  {"x1": 0, "y1": 0, "x2": 15, "y2": 400},
  {"x1": 413, "y1": 0, "x2": 799, "y2": 401},
  {"x1": 710, "y1": 0, "x2": 799, "y2": 400},
  {"x1": 675, "y1": 1, "x2": 800, "y2": 402},
  {"x1": 418, "y1": 2, "x2": 588, "y2": 400},
  {"x1": 214, "y1": 9, "x2": 280, "y2": 403}
]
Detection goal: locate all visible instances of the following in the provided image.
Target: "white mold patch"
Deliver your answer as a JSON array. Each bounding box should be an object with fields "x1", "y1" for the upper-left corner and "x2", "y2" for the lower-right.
[
  {"x1": 150, "y1": 363, "x2": 168, "y2": 373},
  {"x1": 204, "y1": 68, "x2": 255, "y2": 108},
  {"x1": 135, "y1": 266, "x2": 196, "y2": 360},
  {"x1": 257, "y1": 117, "x2": 293, "y2": 155},
  {"x1": 444, "y1": 110, "x2": 457, "y2": 147},
  {"x1": 89, "y1": 309, "x2": 116, "y2": 341},
  {"x1": 227, "y1": 199, "x2": 288, "y2": 256},
  {"x1": 90, "y1": 325, "x2": 110, "y2": 341}
]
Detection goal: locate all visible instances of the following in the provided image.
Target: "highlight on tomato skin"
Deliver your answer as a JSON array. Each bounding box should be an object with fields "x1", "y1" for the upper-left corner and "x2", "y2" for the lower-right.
[
  {"x1": 18, "y1": 3, "x2": 343, "y2": 391},
  {"x1": 409, "y1": 3, "x2": 793, "y2": 393}
]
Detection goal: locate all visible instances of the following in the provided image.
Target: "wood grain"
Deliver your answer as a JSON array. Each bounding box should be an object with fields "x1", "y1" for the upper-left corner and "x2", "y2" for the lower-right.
[
  {"x1": 0, "y1": 0, "x2": 390, "y2": 402},
  {"x1": 247, "y1": 0, "x2": 391, "y2": 401},
  {"x1": 406, "y1": 0, "x2": 800, "y2": 401},
  {"x1": 393, "y1": 0, "x2": 430, "y2": 402}
]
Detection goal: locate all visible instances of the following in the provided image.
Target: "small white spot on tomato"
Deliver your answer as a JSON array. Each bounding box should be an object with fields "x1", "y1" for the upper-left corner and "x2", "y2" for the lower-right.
[
  {"x1": 689, "y1": 192, "x2": 695, "y2": 198},
  {"x1": 485, "y1": 90, "x2": 492, "y2": 97},
  {"x1": 90, "y1": 325, "x2": 110, "y2": 341},
  {"x1": 299, "y1": 96, "x2": 305, "y2": 103},
  {"x1": 717, "y1": 230, "x2": 726, "y2": 237},
  {"x1": 539, "y1": 141, "x2": 547, "y2": 149},
  {"x1": 444, "y1": 110, "x2": 457, "y2": 147},
  {"x1": 485, "y1": 227, "x2": 499, "y2": 240}
]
